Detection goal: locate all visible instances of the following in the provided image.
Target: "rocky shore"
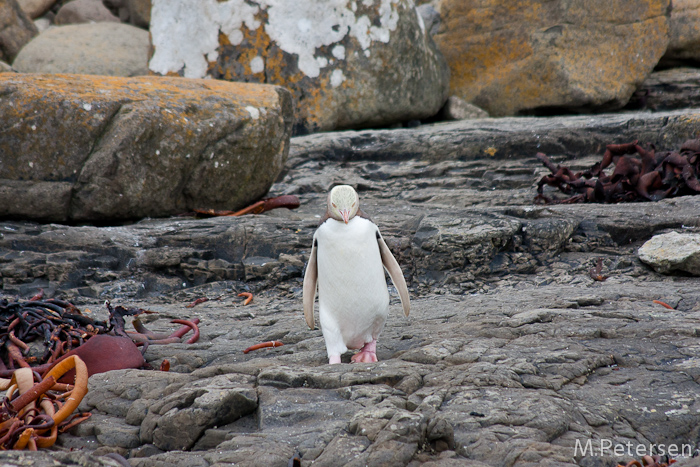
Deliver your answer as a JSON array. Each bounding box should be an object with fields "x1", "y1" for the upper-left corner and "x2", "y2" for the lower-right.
[
  {"x1": 2, "y1": 0, "x2": 700, "y2": 465},
  {"x1": 2, "y1": 109, "x2": 700, "y2": 466}
]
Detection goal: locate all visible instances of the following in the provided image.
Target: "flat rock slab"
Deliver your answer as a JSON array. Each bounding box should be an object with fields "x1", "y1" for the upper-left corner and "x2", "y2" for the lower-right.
[
  {"x1": 0, "y1": 73, "x2": 293, "y2": 222},
  {"x1": 288, "y1": 108, "x2": 700, "y2": 163}
]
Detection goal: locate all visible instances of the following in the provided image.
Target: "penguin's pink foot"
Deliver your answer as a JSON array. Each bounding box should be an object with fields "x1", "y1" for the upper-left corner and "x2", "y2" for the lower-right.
[
  {"x1": 351, "y1": 340, "x2": 378, "y2": 363},
  {"x1": 329, "y1": 355, "x2": 341, "y2": 364}
]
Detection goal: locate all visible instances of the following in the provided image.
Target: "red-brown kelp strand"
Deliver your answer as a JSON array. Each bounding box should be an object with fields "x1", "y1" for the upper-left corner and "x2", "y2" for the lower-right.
[
  {"x1": 58, "y1": 412, "x2": 92, "y2": 433},
  {"x1": 9, "y1": 375, "x2": 56, "y2": 412},
  {"x1": 652, "y1": 300, "x2": 675, "y2": 310},
  {"x1": 128, "y1": 318, "x2": 201, "y2": 345},
  {"x1": 185, "y1": 296, "x2": 221, "y2": 308},
  {"x1": 238, "y1": 292, "x2": 253, "y2": 306},
  {"x1": 588, "y1": 258, "x2": 608, "y2": 282},
  {"x1": 243, "y1": 341, "x2": 283, "y2": 354},
  {"x1": 192, "y1": 194, "x2": 301, "y2": 217},
  {"x1": 186, "y1": 297, "x2": 209, "y2": 308},
  {"x1": 535, "y1": 139, "x2": 700, "y2": 204},
  {"x1": 0, "y1": 358, "x2": 89, "y2": 450},
  {"x1": 28, "y1": 290, "x2": 44, "y2": 302},
  {"x1": 0, "y1": 298, "x2": 109, "y2": 373},
  {"x1": 105, "y1": 301, "x2": 155, "y2": 338},
  {"x1": 171, "y1": 319, "x2": 200, "y2": 344},
  {"x1": 227, "y1": 195, "x2": 301, "y2": 216}
]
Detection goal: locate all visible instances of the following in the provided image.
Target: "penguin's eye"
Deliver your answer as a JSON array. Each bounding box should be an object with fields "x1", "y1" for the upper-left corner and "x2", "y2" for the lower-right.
[
  {"x1": 332, "y1": 203, "x2": 337, "y2": 208},
  {"x1": 352, "y1": 202, "x2": 356, "y2": 207}
]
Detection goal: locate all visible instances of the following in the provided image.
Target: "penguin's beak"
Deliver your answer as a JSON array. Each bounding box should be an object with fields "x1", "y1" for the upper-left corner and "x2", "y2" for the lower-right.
[{"x1": 340, "y1": 209, "x2": 350, "y2": 224}]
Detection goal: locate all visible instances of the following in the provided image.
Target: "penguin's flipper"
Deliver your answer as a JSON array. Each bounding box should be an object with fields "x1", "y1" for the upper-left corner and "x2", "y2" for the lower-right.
[
  {"x1": 302, "y1": 238, "x2": 318, "y2": 329},
  {"x1": 377, "y1": 233, "x2": 410, "y2": 316}
]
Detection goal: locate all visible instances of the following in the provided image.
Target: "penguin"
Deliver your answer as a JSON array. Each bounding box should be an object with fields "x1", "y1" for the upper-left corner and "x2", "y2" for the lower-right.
[{"x1": 303, "y1": 185, "x2": 410, "y2": 364}]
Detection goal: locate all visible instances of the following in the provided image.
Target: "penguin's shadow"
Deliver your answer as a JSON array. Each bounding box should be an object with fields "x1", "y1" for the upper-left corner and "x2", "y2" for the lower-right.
[
  {"x1": 313, "y1": 349, "x2": 394, "y2": 364},
  {"x1": 337, "y1": 349, "x2": 390, "y2": 364},
  {"x1": 338, "y1": 338, "x2": 417, "y2": 363}
]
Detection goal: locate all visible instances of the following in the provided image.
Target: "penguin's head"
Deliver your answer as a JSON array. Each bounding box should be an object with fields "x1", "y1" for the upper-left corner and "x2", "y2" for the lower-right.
[{"x1": 328, "y1": 185, "x2": 359, "y2": 224}]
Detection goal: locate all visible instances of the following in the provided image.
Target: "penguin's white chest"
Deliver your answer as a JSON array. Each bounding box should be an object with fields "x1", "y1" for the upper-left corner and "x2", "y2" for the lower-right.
[{"x1": 314, "y1": 217, "x2": 389, "y2": 350}]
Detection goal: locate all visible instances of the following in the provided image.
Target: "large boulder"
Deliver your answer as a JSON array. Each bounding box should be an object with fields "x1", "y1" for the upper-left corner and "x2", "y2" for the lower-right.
[
  {"x1": 430, "y1": 0, "x2": 670, "y2": 116},
  {"x1": 660, "y1": 0, "x2": 700, "y2": 66},
  {"x1": 0, "y1": 0, "x2": 37, "y2": 63},
  {"x1": 148, "y1": 0, "x2": 449, "y2": 134},
  {"x1": 0, "y1": 73, "x2": 293, "y2": 223},
  {"x1": 12, "y1": 22, "x2": 149, "y2": 76}
]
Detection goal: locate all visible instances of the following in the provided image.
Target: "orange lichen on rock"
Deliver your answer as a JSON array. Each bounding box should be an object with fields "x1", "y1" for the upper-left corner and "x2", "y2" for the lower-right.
[
  {"x1": 433, "y1": 0, "x2": 670, "y2": 116},
  {"x1": 0, "y1": 73, "x2": 279, "y2": 106},
  {"x1": 0, "y1": 72, "x2": 294, "y2": 222}
]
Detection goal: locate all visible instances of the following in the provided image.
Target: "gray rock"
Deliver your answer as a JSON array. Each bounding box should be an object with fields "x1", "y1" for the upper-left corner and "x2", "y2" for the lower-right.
[
  {"x1": 0, "y1": 451, "x2": 133, "y2": 466},
  {"x1": 307, "y1": 434, "x2": 372, "y2": 466},
  {"x1": 149, "y1": 0, "x2": 449, "y2": 134},
  {"x1": 0, "y1": 180, "x2": 73, "y2": 222},
  {"x1": 131, "y1": 451, "x2": 210, "y2": 467},
  {"x1": 148, "y1": 376, "x2": 257, "y2": 451},
  {"x1": 625, "y1": 67, "x2": 700, "y2": 111},
  {"x1": 13, "y1": 22, "x2": 149, "y2": 76},
  {"x1": 204, "y1": 436, "x2": 295, "y2": 465},
  {"x1": 0, "y1": 73, "x2": 293, "y2": 222},
  {"x1": 5, "y1": 194, "x2": 699, "y2": 298},
  {"x1": 438, "y1": 95, "x2": 489, "y2": 121},
  {"x1": 32, "y1": 15, "x2": 50, "y2": 32},
  {"x1": 0, "y1": 59, "x2": 14, "y2": 72},
  {"x1": 55, "y1": 0, "x2": 120, "y2": 25},
  {"x1": 95, "y1": 420, "x2": 142, "y2": 449},
  {"x1": 415, "y1": 3, "x2": 440, "y2": 36},
  {"x1": 660, "y1": 0, "x2": 700, "y2": 65},
  {"x1": 17, "y1": 0, "x2": 56, "y2": 18},
  {"x1": 677, "y1": 458, "x2": 700, "y2": 467},
  {"x1": 103, "y1": 0, "x2": 150, "y2": 28},
  {"x1": 0, "y1": 0, "x2": 37, "y2": 63},
  {"x1": 638, "y1": 231, "x2": 700, "y2": 275}
]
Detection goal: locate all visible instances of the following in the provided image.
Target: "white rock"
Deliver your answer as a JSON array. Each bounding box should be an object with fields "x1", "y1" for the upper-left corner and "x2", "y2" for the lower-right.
[{"x1": 638, "y1": 231, "x2": 700, "y2": 275}]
